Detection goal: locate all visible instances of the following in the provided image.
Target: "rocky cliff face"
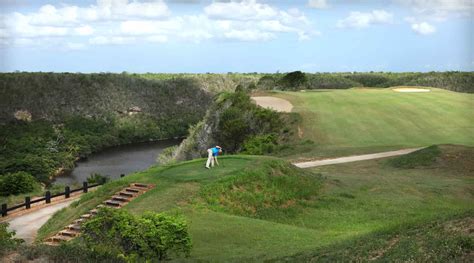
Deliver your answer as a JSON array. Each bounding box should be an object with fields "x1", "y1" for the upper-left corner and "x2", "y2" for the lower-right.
[{"x1": 173, "y1": 98, "x2": 232, "y2": 161}]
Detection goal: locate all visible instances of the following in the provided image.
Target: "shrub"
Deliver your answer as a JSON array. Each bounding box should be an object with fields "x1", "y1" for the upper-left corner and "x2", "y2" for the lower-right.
[
  {"x1": 242, "y1": 134, "x2": 279, "y2": 155},
  {"x1": 0, "y1": 172, "x2": 40, "y2": 196},
  {"x1": 13, "y1": 110, "x2": 32, "y2": 122},
  {"x1": 0, "y1": 223, "x2": 23, "y2": 256},
  {"x1": 157, "y1": 145, "x2": 178, "y2": 165},
  {"x1": 86, "y1": 173, "x2": 109, "y2": 185},
  {"x1": 278, "y1": 71, "x2": 308, "y2": 90},
  {"x1": 82, "y1": 208, "x2": 192, "y2": 261}
]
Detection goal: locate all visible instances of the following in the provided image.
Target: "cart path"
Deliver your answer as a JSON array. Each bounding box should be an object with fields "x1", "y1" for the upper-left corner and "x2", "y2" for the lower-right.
[
  {"x1": 293, "y1": 148, "x2": 422, "y2": 168},
  {"x1": 6, "y1": 199, "x2": 76, "y2": 244}
]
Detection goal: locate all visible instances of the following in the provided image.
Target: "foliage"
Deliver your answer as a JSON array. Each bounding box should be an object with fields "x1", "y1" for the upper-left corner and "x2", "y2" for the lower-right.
[
  {"x1": 157, "y1": 145, "x2": 178, "y2": 165},
  {"x1": 0, "y1": 171, "x2": 39, "y2": 196},
  {"x1": 0, "y1": 223, "x2": 23, "y2": 256},
  {"x1": 19, "y1": 243, "x2": 124, "y2": 263},
  {"x1": 82, "y1": 208, "x2": 192, "y2": 260},
  {"x1": 388, "y1": 145, "x2": 441, "y2": 169},
  {"x1": 242, "y1": 133, "x2": 279, "y2": 155},
  {"x1": 257, "y1": 71, "x2": 474, "y2": 93},
  {"x1": 215, "y1": 91, "x2": 287, "y2": 153},
  {"x1": 201, "y1": 159, "x2": 323, "y2": 219},
  {"x1": 278, "y1": 71, "x2": 308, "y2": 90},
  {"x1": 0, "y1": 114, "x2": 187, "y2": 185},
  {"x1": 86, "y1": 173, "x2": 109, "y2": 185}
]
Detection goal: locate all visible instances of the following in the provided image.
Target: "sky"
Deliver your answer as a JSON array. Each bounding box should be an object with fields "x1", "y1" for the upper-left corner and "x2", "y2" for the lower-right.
[{"x1": 0, "y1": 0, "x2": 473, "y2": 73}]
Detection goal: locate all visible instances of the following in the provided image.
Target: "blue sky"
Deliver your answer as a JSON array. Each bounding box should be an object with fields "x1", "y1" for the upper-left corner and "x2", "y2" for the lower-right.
[{"x1": 0, "y1": 0, "x2": 472, "y2": 73}]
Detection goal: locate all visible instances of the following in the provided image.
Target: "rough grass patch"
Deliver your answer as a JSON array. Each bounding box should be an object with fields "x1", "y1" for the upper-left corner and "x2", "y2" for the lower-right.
[
  {"x1": 200, "y1": 159, "x2": 324, "y2": 219},
  {"x1": 387, "y1": 145, "x2": 441, "y2": 169}
]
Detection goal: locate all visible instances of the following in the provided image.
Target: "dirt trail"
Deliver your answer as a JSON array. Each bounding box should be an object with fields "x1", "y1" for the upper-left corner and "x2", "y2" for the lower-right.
[
  {"x1": 293, "y1": 148, "x2": 422, "y2": 168},
  {"x1": 251, "y1": 96, "x2": 293, "y2": 112}
]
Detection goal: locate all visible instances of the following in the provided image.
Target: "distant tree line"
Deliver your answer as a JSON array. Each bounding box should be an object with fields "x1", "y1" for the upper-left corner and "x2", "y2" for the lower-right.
[{"x1": 256, "y1": 71, "x2": 474, "y2": 93}]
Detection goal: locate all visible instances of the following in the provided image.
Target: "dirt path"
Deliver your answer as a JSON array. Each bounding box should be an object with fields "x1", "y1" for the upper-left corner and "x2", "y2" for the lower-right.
[
  {"x1": 251, "y1": 96, "x2": 293, "y2": 112},
  {"x1": 293, "y1": 148, "x2": 422, "y2": 168},
  {"x1": 6, "y1": 199, "x2": 76, "y2": 244}
]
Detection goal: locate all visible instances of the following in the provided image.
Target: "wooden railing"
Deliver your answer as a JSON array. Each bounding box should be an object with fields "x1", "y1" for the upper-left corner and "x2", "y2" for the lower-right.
[{"x1": 2, "y1": 181, "x2": 102, "y2": 217}]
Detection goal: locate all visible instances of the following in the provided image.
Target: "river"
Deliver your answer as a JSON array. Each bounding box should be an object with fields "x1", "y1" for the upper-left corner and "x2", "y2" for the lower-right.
[{"x1": 54, "y1": 139, "x2": 181, "y2": 185}]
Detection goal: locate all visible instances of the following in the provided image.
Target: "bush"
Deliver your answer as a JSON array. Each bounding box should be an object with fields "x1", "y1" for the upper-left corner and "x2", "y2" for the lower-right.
[
  {"x1": 278, "y1": 71, "x2": 308, "y2": 90},
  {"x1": 0, "y1": 223, "x2": 23, "y2": 256},
  {"x1": 82, "y1": 208, "x2": 192, "y2": 261},
  {"x1": 0, "y1": 172, "x2": 40, "y2": 196},
  {"x1": 242, "y1": 134, "x2": 279, "y2": 155},
  {"x1": 157, "y1": 145, "x2": 178, "y2": 165},
  {"x1": 86, "y1": 173, "x2": 109, "y2": 185}
]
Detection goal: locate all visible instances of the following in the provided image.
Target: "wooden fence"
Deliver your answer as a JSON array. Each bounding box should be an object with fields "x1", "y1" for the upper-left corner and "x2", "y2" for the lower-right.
[{"x1": 2, "y1": 181, "x2": 102, "y2": 217}]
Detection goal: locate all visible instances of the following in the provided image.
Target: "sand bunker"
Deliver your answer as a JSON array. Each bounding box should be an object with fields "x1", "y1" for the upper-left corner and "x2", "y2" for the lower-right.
[
  {"x1": 251, "y1": 96, "x2": 293, "y2": 112},
  {"x1": 392, "y1": 87, "x2": 431, "y2": 93}
]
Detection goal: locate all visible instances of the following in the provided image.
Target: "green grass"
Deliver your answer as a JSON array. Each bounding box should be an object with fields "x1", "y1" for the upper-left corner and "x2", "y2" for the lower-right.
[
  {"x1": 269, "y1": 88, "x2": 474, "y2": 160},
  {"x1": 37, "y1": 146, "x2": 474, "y2": 261}
]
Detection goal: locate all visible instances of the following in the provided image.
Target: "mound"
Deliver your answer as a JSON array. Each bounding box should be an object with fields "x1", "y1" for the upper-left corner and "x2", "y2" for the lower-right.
[
  {"x1": 200, "y1": 159, "x2": 323, "y2": 219},
  {"x1": 387, "y1": 145, "x2": 474, "y2": 173}
]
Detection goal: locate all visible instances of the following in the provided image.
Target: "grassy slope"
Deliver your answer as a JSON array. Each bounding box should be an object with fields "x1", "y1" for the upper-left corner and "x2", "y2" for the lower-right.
[
  {"x1": 37, "y1": 146, "x2": 473, "y2": 261},
  {"x1": 272, "y1": 88, "x2": 474, "y2": 160}
]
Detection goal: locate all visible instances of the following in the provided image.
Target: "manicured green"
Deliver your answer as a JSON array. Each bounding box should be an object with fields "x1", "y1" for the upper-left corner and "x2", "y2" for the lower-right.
[
  {"x1": 272, "y1": 88, "x2": 474, "y2": 160},
  {"x1": 37, "y1": 146, "x2": 473, "y2": 261}
]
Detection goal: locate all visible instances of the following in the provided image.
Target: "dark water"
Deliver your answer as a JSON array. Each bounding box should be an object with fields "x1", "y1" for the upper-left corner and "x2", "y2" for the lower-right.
[{"x1": 54, "y1": 139, "x2": 181, "y2": 185}]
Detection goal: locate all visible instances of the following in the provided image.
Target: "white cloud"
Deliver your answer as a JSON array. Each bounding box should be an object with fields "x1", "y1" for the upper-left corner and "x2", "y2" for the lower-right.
[
  {"x1": 204, "y1": 0, "x2": 278, "y2": 21},
  {"x1": 224, "y1": 29, "x2": 275, "y2": 41},
  {"x1": 2, "y1": 0, "x2": 317, "y2": 48},
  {"x1": 395, "y1": 0, "x2": 473, "y2": 20},
  {"x1": 411, "y1": 22, "x2": 436, "y2": 35},
  {"x1": 89, "y1": 36, "x2": 135, "y2": 45},
  {"x1": 308, "y1": 0, "x2": 329, "y2": 9},
  {"x1": 75, "y1": 25, "x2": 94, "y2": 36},
  {"x1": 337, "y1": 10, "x2": 393, "y2": 28}
]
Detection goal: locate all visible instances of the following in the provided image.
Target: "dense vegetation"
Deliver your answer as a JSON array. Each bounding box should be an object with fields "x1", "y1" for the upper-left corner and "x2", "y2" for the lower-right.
[
  {"x1": 172, "y1": 90, "x2": 298, "y2": 161},
  {"x1": 82, "y1": 208, "x2": 191, "y2": 261},
  {"x1": 0, "y1": 115, "x2": 187, "y2": 189},
  {"x1": 0, "y1": 172, "x2": 40, "y2": 196},
  {"x1": 257, "y1": 71, "x2": 474, "y2": 93},
  {"x1": 0, "y1": 223, "x2": 22, "y2": 257}
]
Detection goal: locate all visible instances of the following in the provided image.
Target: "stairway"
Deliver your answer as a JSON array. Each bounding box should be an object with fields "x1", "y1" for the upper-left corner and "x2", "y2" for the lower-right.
[{"x1": 44, "y1": 183, "x2": 154, "y2": 245}]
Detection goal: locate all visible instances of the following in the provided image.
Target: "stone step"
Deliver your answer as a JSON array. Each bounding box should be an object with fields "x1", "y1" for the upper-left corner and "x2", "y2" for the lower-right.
[
  {"x1": 80, "y1": 213, "x2": 93, "y2": 219},
  {"x1": 104, "y1": 200, "x2": 122, "y2": 207},
  {"x1": 49, "y1": 235, "x2": 72, "y2": 243},
  {"x1": 59, "y1": 230, "x2": 78, "y2": 237},
  {"x1": 74, "y1": 218, "x2": 86, "y2": 224},
  {"x1": 90, "y1": 209, "x2": 98, "y2": 215},
  {"x1": 125, "y1": 188, "x2": 141, "y2": 193},
  {"x1": 96, "y1": 204, "x2": 105, "y2": 209},
  {"x1": 119, "y1": 191, "x2": 135, "y2": 197},
  {"x1": 112, "y1": 195, "x2": 130, "y2": 202},
  {"x1": 66, "y1": 224, "x2": 81, "y2": 231},
  {"x1": 132, "y1": 183, "x2": 150, "y2": 188}
]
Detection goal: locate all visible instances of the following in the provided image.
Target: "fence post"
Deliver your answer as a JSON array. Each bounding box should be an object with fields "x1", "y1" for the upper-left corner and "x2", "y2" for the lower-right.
[
  {"x1": 25, "y1": 196, "x2": 31, "y2": 209},
  {"x1": 45, "y1": 191, "x2": 51, "y2": 204},
  {"x1": 65, "y1": 186, "x2": 70, "y2": 198},
  {"x1": 1, "y1": 204, "x2": 6, "y2": 217},
  {"x1": 83, "y1": 182, "x2": 88, "y2": 193},
  {"x1": 120, "y1": 174, "x2": 125, "y2": 178}
]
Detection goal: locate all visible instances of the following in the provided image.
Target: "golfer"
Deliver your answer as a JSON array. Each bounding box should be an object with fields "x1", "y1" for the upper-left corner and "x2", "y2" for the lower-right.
[{"x1": 206, "y1": 146, "x2": 222, "y2": 169}]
